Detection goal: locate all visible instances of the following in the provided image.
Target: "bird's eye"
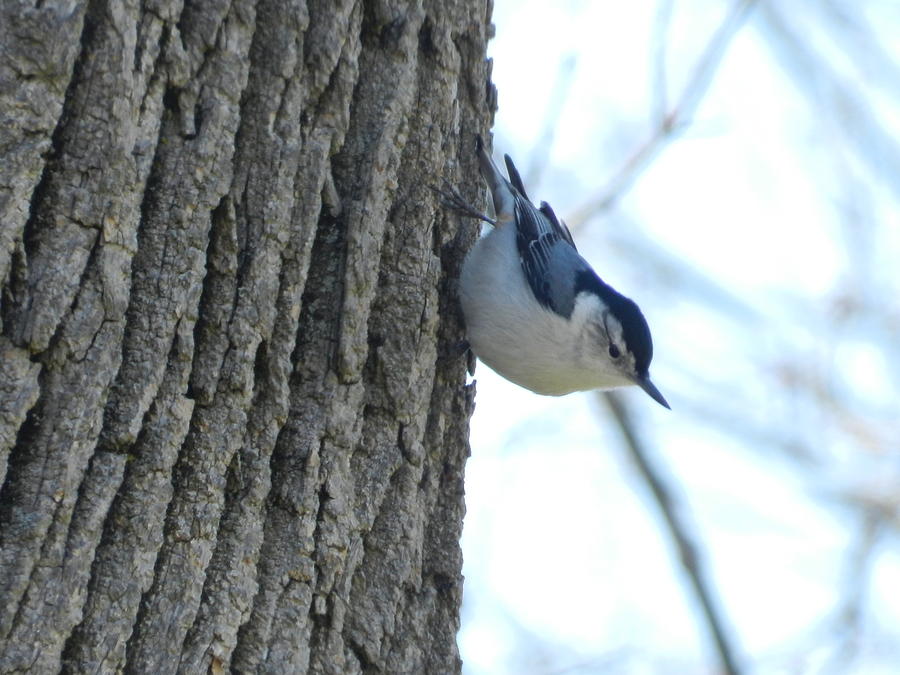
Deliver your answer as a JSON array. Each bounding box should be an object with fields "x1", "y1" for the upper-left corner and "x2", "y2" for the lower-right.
[{"x1": 608, "y1": 344, "x2": 620, "y2": 359}]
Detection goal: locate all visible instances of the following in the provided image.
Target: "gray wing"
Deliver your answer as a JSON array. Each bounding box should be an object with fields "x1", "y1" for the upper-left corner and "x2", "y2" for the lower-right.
[
  {"x1": 538, "y1": 200, "x2": 577, "y2": 250},
  {"x1": 513, "y1": 194, "x2": 588, "y2": 318}
]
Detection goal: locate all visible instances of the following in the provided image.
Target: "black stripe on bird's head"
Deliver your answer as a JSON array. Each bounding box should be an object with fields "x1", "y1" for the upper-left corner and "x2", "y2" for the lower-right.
[{"x1": 574, "y1": 270, "x2": 654, "y2": 377}]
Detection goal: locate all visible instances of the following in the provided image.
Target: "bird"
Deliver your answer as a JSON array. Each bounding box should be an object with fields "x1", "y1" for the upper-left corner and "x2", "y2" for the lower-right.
[{"x1": 440, "y1": 136, "x2": 670, "y2": 409}]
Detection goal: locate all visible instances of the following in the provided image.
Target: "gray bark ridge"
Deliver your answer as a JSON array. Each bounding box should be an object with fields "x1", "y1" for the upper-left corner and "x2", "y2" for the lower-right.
[{"x1": 0, "y1": 0, "x2": 496, "y2": 673}]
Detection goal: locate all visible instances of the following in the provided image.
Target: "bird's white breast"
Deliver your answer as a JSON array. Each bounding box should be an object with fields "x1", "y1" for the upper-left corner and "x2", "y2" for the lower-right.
[{"x1": 459, "y1": 225, "x2": 630, "y2": 395}]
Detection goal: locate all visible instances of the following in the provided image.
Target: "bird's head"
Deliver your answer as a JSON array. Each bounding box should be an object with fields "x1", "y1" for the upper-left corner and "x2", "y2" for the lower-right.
[{"x1": 576, "y1": 271, "x2": 670, "y2": 409}]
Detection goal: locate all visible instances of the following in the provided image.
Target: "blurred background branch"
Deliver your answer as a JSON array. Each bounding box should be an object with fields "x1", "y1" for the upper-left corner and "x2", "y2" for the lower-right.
[
  {"x1": 568, "y1": 0, "x2": 758, "y2": 228},
  {"x1": 462, "y1": 0, "x2": 900, "y2": 672},
  {"x1": 603, "y1": 391, "x2": 743, "y2": 675}
]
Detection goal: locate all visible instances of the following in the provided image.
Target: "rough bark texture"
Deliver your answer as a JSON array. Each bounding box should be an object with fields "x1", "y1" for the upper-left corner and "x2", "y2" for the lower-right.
[{"x1": 0, "y1": 0, "x2": 494, "y2": 672}]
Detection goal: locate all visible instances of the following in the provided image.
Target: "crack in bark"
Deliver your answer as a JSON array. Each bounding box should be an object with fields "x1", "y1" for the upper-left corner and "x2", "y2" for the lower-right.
[{"x1": 1, "y1": 0, "x2": 492, "y2": 671}]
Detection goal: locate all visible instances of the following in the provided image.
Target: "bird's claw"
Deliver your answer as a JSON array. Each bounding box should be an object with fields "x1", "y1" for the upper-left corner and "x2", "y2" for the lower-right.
[{"x1": 431, "y1": 180, "x2": 496, "y2": 225}]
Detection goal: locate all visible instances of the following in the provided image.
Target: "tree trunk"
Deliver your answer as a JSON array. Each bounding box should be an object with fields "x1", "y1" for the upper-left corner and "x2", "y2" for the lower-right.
[{"x1": 0, "y1": 0, "x2": 494, "y2": 672}]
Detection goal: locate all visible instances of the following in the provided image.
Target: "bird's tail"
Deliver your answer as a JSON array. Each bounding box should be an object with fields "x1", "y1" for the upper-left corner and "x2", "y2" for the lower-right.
[{"x1": 475, "y1": 135, "x2": 516, "y2": 224}]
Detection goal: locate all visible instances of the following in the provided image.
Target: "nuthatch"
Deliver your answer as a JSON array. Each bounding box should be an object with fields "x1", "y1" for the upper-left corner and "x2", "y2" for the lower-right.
[{"x1": 442, "y1": 137, "x2": 669, "y2": 408}]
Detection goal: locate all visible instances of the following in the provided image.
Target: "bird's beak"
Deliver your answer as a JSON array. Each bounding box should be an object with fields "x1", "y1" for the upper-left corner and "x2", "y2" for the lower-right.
[{"x1": 635, "y1": 375, "x2": 670, "y2": 409}]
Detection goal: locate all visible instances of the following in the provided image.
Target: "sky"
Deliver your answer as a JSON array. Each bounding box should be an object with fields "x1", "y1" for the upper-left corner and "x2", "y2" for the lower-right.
[{"x1": 458, "y1": 1, "x2": 900, "y2": 673}]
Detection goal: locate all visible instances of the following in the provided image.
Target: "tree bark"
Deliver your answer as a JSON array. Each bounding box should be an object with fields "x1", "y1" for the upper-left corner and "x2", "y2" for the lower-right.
[{"x1": 0, "y1": 0, "x2": 494, "y2": 672}]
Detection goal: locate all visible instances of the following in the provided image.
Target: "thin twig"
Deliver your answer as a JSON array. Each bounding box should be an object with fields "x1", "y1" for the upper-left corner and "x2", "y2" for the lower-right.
[
  {"x1": 821, "y1": 507, "x2": 882, "y2": 673},
  {"x1": 651, "y1": 0, "x2": 675, "y2": 125},
  {"x1": 524, "y1": 53, "x2": 578, "y2": 190},
  {"x1": 602, "y1": 391, "x2": 743, "y2": 675},
  {"x1": 568, "y1": 0, "x2": 758, "y2": 228}
]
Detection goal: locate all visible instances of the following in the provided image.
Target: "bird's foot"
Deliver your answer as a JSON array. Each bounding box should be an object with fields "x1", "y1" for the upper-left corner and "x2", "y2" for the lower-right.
[{"x1": 431, "y1": 180, "x2": 495, "y2": 225}]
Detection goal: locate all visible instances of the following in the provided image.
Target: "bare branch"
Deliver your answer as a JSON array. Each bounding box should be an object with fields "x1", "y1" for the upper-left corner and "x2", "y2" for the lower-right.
[
  {"x1": 821, "y1": 513, "x2": 881, "y2": 673},
  {"x1": 601, "y1": 391, "x2": 743, "y2": 675},
  {"x1": 568, "y1": 0, "x2": 758, "y2": 228},
  {"x1": 524, "y1": 53, "x2": 578, "y2": 190},
  {"x1": 651, "y1": 0, "x2": 676, "y2": 125}
]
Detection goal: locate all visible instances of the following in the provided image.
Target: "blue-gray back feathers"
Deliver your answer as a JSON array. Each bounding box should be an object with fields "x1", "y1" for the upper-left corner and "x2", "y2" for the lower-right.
[{"x1": 492, "y1": 151, "x2": 655, "y2": 377}]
